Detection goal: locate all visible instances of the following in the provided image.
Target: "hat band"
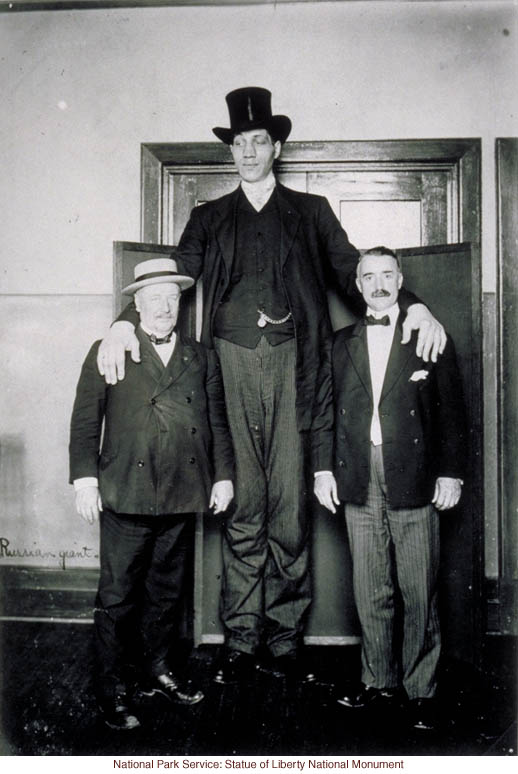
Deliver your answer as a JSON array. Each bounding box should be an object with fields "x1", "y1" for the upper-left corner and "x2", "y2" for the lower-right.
[{"x1": 135, "y1": 270, "x2": 181, "y2": 282}]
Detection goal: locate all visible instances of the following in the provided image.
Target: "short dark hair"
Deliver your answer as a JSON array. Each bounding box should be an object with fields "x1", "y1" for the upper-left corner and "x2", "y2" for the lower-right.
[{"x1": 359, "y1": 246, "x2": 401, "y2": 270}]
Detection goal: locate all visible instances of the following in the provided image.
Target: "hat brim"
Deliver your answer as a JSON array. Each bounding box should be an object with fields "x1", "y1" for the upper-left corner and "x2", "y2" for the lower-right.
[
  {"x1": 212, "y1": 115, "x2": 292, "y2": 145},
  {"x1": 122, "y1": 274, "x2": 195, "y2": 295}
]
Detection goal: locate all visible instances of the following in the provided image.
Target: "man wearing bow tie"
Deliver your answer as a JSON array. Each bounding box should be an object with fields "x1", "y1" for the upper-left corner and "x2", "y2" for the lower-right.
[
  {"x1": 95, "y1": 88, "x2": 446, "y2": 686},
  {"x1": 69, "y1": 258, "x2": 234, "y2": 730},
  {"x1": 313, "y1": 247, "x2": 466, "y2": 731}
]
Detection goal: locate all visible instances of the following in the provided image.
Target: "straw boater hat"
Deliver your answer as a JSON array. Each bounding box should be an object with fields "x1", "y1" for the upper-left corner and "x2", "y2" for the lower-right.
[
  {"x1": 212, "y1": 87, "x2": 292, "y2": 145},
  {"x1": 122, "y1": 258, "x2": 194, "y2": 295}
]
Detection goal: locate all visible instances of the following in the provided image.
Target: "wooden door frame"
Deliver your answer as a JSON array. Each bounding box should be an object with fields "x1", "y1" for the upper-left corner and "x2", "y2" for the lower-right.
[
  {"x1": 139, "y1": 139, "x2": 483, "y2": 652},
  {"x1": 140, "y1": 139, "x2": 481, "y2": 246}
]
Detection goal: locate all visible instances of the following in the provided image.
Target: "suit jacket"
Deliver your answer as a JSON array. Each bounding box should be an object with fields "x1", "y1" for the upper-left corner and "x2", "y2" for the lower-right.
[
  {"x1": 119, "y1": 184, "x2": 421, "y2": 431},
  {"x1": 69, "y1": 328, "x2": 234, "y2": 516},
  {"x1": 312, "y1": 316, "x2": 466, "y2": 508}
]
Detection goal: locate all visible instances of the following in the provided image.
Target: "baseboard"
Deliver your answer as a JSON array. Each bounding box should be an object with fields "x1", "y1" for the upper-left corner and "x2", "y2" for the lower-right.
[{"x1": 0, "y1": 565, "x2": 98, "y2": 621}]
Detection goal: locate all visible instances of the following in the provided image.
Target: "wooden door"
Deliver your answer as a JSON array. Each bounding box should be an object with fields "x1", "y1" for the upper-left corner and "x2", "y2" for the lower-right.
[{"x1": 133, "y1": 140, "x2": 481, "y2": 656}]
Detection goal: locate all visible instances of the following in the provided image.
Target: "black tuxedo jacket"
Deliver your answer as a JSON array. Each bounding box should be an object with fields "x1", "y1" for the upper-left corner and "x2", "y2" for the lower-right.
[
  {"x1": 69, "y1": 329, "x2": 234, "y2": 516},
  {"x1": 119, "y1": 184, "x2": 421, "y2": 432},
  {"x1": 312, "y1": 317, "x2": 466, "y2": 508}
]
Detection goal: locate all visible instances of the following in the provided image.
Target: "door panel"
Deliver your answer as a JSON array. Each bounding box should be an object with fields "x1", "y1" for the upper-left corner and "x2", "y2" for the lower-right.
[
  {"x1": 397, "y1": 244, "x2": 481, "y2": 662},
  {"x1": 338, "y1": 200, "x2": 422, "y2": 250},
  {"x1": 307, "y1": 167, "x2": 453, "y2": 245}
]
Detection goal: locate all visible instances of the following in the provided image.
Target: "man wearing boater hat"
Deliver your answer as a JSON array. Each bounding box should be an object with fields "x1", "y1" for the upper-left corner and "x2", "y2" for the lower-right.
[
  {"x1": 69, "y1": 258, "x2": 234, "y2": 728},
  {"x1": 96, "y1": 88, "x2": 446, "y2": 686}
]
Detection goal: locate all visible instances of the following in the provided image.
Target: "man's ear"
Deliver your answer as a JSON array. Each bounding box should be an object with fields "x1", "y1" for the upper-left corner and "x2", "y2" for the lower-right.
[
  {"x1": 397, "y1": 272, "x2": 403, "y2": 289},
  {"x1": 355, "y1": 276, "x2": 362, "y2": 294},
  {"x1": 274, "y1": 140, "x2": 282, "y2": 160},
  {"x1": 134, "y1": 292, "x2": 141, "y2": 313}
]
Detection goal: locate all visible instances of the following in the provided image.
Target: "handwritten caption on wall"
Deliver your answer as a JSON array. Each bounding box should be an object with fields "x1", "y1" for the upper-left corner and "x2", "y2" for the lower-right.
[{"x1": 0, "y1": 537, "x2": 98, "y2": 570}]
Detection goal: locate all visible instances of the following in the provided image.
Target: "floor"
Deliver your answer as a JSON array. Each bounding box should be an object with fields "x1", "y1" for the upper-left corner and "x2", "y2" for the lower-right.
[{"x1": 0, "y1": 621, "x2": 516, "y2": 757}]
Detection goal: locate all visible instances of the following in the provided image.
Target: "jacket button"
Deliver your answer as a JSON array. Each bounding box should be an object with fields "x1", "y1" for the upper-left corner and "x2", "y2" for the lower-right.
[
  {"x1": 191, "y1": 427, "x2": 197, "y2": 434},
  {"x1": 413, "y1": 438, "x2": 419, "y2": 444},
  {"x1": 340, "y1": 409, "x2": 346, "y2": 416},
  {"x1": 137, "y1": 460, "x2": 145, "y2": 467},
  {"x1": 189, "y1": 457, "x2": 196, "y2": 464},
  {"x1": 186, "y1": 396, "x2": 192, "y2": 403},
  {"x1": 150, "y1": 398, "x2": 156, "y2": 405},
  {"x1": 338, "y1": 460, "x2": 345, "y2": 467},
  {"x1": 410, "y1": 409, "x2": 416, "y2": 416}
]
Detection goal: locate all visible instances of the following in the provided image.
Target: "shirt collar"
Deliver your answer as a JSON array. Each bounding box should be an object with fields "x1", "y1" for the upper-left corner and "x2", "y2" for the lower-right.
[
  {"x1": 240, "y1": 172, "x2": 276, "y2": 206},
  {"x1": 140, "y1": 323, "x2": 176, "y2": 343},
  {"x1": 366, "y1": 302, "x2": 400, "y2": 325}
]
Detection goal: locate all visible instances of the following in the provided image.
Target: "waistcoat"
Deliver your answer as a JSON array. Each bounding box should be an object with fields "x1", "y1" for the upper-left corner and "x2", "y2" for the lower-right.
[{"x1": 213, "y1": 188, "x2": 294, "y2": 348}]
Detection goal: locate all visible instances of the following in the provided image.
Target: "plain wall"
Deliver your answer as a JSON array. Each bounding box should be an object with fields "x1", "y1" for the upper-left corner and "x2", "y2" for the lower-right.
[{"x1": 0, "y1": 1, "x2": 517, "y2": 568}]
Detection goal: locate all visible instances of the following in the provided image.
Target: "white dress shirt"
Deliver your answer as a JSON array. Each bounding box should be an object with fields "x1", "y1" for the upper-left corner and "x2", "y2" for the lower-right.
[
  {"x1": 74, "y1": 326, "x2": 177, "y2": 491},
  {"x1": 314, "y1": 303, "x2": 400, "y2": 479},
  {"x1": 366, "y1": 303, "x2": 399, "y2": 446},
  {"x1": 241, "y1": 171, "x2": 276, "y2": 212}
]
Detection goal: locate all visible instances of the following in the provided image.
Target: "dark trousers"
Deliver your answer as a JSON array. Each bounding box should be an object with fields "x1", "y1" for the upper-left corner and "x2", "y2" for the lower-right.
[
  {"x1": 345, "y1": 445, "x2": 441, "y2": 700},
  {"x1": 94, "y1": 508, "x2": 192, "y2": 698},
  {"x1": 214, "y1": 336, "x2": 311, "y2": 657}
]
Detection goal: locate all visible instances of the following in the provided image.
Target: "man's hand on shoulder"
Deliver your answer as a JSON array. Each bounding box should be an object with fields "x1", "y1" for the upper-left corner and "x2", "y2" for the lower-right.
[
  {"x1": 401, "y1": 303, "x2": 446, "y2": 363},
  {"x1": 314, "y1": 472, "x2": 340, "y2": 514},
  {"x1": 432, "y1": 477, "x2": 462, "y2": 511},
  {"x1": 209, "y1": 480, "x2": 234, "y2": 514},
  {"x1": 75, "y1": 486, "x2": 102, "y2": 524},
  {"x1": 97, "y1": 321, "x2": 140, "y2": 384}
]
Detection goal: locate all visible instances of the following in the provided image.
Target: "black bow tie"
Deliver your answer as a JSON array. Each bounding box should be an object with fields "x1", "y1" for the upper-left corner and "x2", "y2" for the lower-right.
[
  {"x1": 148, "y1": 331, "x2": 174, "y2": 345},
  {"x1": 365, "y1": 314, "x2": 390, "y2": 327}
]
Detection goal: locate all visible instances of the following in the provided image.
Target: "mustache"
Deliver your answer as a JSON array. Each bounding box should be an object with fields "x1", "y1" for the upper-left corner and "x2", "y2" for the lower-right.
[{"x1": 371, "y1": 289, "x2": 391, "y2": 297}]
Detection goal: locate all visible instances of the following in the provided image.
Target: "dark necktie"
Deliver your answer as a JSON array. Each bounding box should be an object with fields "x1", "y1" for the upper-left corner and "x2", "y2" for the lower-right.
[
  {"x1": 365, "y1": 314, "x2": 390, "y2": 327},
  {"x1": 148, "y1": 331, "x2": 173, "y2": 345}
]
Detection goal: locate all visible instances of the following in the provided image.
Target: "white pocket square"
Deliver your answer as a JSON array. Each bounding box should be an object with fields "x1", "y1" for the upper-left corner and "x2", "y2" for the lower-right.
[{"x1": 409, "y1": 370, "x2": 429, "y2": 382}]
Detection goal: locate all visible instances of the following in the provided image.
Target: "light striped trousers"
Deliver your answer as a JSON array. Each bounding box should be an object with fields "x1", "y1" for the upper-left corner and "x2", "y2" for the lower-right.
[{"x1": 345, "y1": 444, "x2": 441, "y2": 700}]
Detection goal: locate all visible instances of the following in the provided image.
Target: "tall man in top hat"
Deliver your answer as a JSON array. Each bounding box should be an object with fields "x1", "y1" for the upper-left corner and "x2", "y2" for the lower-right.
[
  {"x1": 70, "y1": 258, "x2": 234, "y2": 728},
  {"x1": 96, "y1": 88, "x2": 446, "y2": 685},
  {"x1": 313, "y1": 247, "x2": 465, "y2": 730}
]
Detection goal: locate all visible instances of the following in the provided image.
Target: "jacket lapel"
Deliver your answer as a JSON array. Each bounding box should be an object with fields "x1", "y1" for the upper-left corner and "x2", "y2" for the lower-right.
[
  {"x1": 344, "y1": 320, "x2": 373, "y2": 401},
  {"x1": 154, "y1": 335, "x2": 197, "y2": 397},
  {"x1": 137, "y1": 328, "x2": 197, "y2": 397},
  {"x1": 380, "y1": 317, "x2": 415, "y2": 403},
  {"x1": 138, "y1": 327, "x2": 167, "y2": 384},
  {"x1": 215, "y1": 187, "x2": 240, "y2": 279},
  {"x1": 277, "y1": 185, "x2": 301, "y2": 269}
]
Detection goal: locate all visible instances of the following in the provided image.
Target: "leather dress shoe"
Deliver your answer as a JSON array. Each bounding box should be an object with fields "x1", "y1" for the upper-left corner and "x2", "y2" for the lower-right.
[
  {"x1": 213, "y1": 649, "x2": 255, "y2": 685},
  {"x1": 257, "y1": 653, "x2": 316, "y2": 684},
  {"x1": 409, "y1": 698, "x2": 439, "y2": 731},
  {"x1": 337, "y1": 684, "x2": 402, "y2": 709},
  {"x1": 148, "y1": 672, "x2": 204, "y2": 705},
  {"x1": 98, "y1": 693, "x2": 141, "y2": 731}
]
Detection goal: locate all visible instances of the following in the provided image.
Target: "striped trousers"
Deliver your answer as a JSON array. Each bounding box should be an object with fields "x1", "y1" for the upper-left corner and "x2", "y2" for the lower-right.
[
  {"x1": 214, "y1": 336, "x2": 311, "y2": 657},
  {"x1": 345, "y1": 444, "x2": 441, "y2": 700}
]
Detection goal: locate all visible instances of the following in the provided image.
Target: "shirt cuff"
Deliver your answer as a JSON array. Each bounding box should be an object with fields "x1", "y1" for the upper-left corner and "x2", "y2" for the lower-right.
[
  {"x1": 74, "y1": 477, "x2": 98, "y2": 491},
  {"x1": 314, "y1": 471, "x2": 333, "y2": 478}
]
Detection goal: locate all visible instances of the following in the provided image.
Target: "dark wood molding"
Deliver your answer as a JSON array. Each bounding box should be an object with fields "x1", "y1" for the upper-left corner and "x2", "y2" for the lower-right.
[
  {"x1": 1, "y1": 0, "x2": 311, "y2": 12},
  {"x1": 495, "y1": 138, "x2": 518, "y2": 636},
  {"x1": 0, "y1": 566, "x2": 97, "y2": 621}
]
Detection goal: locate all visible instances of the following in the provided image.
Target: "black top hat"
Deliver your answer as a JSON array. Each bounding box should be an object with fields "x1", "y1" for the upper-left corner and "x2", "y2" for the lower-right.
[{"x1": 212, "y1": 87, "x2": 292, "y2": 145}]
